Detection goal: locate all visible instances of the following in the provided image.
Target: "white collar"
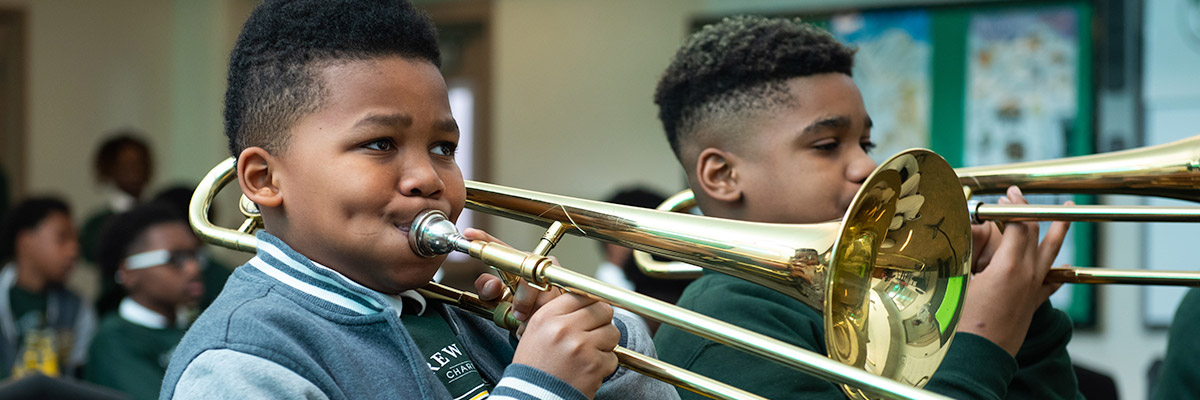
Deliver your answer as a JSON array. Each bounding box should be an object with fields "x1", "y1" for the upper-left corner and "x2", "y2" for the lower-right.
[
  {"x1": 384, "y1": 290, "x2": 428, "y2": 317},
  {"x1": 119, "y1": 297, "x2": 187, "y2": 329},
  {"x1": 104, "y1": 185, "x2": 138, "y2": 213}
]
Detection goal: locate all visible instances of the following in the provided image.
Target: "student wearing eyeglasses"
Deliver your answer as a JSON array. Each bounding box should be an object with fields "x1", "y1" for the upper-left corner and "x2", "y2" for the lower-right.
[{"x1": 85, "y1": 202, "x2": 204, "y2": 400}]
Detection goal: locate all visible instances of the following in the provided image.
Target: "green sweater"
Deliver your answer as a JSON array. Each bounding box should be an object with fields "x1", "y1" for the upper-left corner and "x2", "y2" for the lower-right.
[
  {"x1": 84, "y1": 313, "x2": 185, "y2": 400},
  {"x1": 654, "y1": 273, "x2": 1082, "y2": 399},
  {"x1": 1152, "y1": 287, "x2": 1200, "y2": 399}
]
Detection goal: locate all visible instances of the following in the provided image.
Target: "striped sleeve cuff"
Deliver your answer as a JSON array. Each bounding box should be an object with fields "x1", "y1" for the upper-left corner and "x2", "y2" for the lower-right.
[{"x1": 489, "y1": 363, "x2": 586, "y2": 400}]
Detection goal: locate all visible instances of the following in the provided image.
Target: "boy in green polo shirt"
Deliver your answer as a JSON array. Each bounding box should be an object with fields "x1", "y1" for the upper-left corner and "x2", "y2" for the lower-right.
[
  {"x1": 85, "y1": 203, "x2": 204, "y2": 400},
  {"x1": 651, "y1": 15, "x2": 1082, "y2": 399},
  {"x1": 0, "y1": 197, "x2": 94, "y2": 380}
]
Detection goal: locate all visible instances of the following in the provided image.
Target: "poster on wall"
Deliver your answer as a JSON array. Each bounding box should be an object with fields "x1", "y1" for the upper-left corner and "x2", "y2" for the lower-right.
[
  {"x1": 831, "y1": 10, "x2": 931, "y2": 163},
  {"x1": 964, "y1": 7, "x2": 1078, "y2": 166},
  {"x1": 963, "y1": 6, "x2": 1087, "y2": 320}
]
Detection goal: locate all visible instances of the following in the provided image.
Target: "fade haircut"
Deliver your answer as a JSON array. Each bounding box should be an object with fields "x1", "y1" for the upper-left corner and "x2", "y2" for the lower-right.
[
  {"x1": 654, "y1": 15, "x2": 856, "y2": 160},
  {"x1": 225, "y1": 0, "x2": 442, "y2": 158}
]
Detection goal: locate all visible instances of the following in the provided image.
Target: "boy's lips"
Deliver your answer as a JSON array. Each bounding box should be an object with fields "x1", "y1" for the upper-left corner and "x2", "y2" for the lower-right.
[
  {"x1": 395, "y1": 222, "x2": 411, "y2": 234},
  {"x1": 394, "y1": 208, "x2": 450, "y2": 234},
  {"x1": 187, "y1": 281, "x2": 205, "y2": 297}
]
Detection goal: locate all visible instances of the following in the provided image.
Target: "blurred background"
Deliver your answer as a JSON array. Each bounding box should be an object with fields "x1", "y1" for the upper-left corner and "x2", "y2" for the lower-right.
[{"x1": 0, "y1": 0, "x2": 1195, "y2": 398}]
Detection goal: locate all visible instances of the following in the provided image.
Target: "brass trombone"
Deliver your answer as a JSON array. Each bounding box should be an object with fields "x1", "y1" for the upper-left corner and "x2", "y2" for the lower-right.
[
  {"x1": 635, "y1": 134, "x2": 1200, "y2": 287},
  {"x1": 424, "y1": 149, "x2": 971, "y2": 400},
  {"x1": 189, "y1": 158, "x2": 766, "y2": 400},
  {"x1": 190, "y1": 154, "x2": 959, "y2": 400}
]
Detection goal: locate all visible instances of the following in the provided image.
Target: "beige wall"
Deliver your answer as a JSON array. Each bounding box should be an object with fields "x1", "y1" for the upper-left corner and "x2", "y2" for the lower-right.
[
  {"x1": 1, "y1": 0, "x2": 251, "y2": 222},
  {"x1": 0, "y1": 0, "x2": 254, "y2": 293},
  {"x1": 489, "y1": 0, "x2": 701, "y2": 274}
]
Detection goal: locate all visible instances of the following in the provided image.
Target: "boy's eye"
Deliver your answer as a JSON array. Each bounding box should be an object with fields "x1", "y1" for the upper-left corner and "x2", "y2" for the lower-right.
[
  {"x1": 363, "y1": 139, "x2": 395, "y2": 151},
  {"x1": 431, "y1": 142, "x2": 457, "y2": 157},
  {"x1": 861, "y1": 140, "x2": 877, "y2": 153},
  {"x1": 813, "y1": 140, "x2": 839, "y2": 151}
]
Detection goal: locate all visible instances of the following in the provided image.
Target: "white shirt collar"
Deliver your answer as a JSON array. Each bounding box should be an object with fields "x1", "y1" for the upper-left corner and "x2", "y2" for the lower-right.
[
  {"x1": 119, "y1": 297, "x2": 188, "y2": 329},
  {"x1": 384, "y1": 290, "x2": 428, "y2": 317},
  {"x1": 104, "y1": 185, "x2": 138, "y2": 213}
]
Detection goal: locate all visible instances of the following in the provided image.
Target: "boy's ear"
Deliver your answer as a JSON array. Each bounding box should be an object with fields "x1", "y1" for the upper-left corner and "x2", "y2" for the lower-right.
[
  {"x1": 237, "y1": 147, "x2": 283, "y2": 208},
  {"x1": 695, "y1": 147, "x2": 741, "y2": 203}
]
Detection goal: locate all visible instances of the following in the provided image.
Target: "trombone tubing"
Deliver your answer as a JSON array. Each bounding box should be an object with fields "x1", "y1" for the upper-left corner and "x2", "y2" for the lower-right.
[
  {"x1": 417, "y1": 283, "x2": 766, "y2": 400},
  {"x1": 970, "y1": 202, "x2": 1200, "y2": 223},
  {"x1": 1046, "y1": 269, "x2": 1200, "y2": 286},
  {"x1": 443, "y1": 236, "x2": 950, "y2": 400}
]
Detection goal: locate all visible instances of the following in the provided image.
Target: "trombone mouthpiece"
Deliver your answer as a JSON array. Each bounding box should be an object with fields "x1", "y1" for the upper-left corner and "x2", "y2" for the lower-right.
[{"x1": 409, "y1": 210, "x2": 464, "y2": 257}]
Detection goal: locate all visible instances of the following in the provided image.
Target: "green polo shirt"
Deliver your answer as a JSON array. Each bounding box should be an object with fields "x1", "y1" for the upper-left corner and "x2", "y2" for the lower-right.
[
  {"x1": 398, "y1": 295, "x2": 493, "y2": 400},
  {"x1": 654, "y1": 272, "x2": 1082, "y2": 399}
]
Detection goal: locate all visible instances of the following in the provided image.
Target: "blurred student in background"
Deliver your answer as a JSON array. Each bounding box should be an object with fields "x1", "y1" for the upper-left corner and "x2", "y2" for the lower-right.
[
  {"x1": 0, "y1": 197, "x2": 95, "y2": 380},
  {"x1": 86, "y1": 202, "x2": 203, "y2": 400},
  {"x1": 149, "y1": 186, "x2": 231, "y2": 312},
  {"x1": 81, "y1": 133, "x2": 154, "y2": 266}
]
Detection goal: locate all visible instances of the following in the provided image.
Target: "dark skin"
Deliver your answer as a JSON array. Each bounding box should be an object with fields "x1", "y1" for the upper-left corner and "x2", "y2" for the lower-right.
[
  {"x1": 237, "y1": 56, "x2": 619, "y2": 398},
  {"x1": 119, "y1": 222, "x2": 204, "y2": 327},
  {"x1": 14, "y1": 211, "x2": 79, "y2": 292}
]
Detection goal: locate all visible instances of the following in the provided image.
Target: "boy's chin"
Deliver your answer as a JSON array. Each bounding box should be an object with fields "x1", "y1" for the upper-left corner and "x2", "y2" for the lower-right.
[{"x1": 373, "y1": 264, "x2": 442, "y2": 294}]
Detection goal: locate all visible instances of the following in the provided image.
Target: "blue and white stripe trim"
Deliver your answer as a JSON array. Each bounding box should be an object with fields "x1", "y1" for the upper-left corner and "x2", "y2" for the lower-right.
[
  {"x1": 489, "y1": 364, "x2": 586, "y2": 400},
  {"x1": 250, "y1": 232, "x2": 386, "y2": 315}
]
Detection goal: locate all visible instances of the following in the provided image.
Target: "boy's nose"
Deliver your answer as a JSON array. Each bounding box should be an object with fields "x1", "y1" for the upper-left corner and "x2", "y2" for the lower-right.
[
  {"x1": 399, "y1": 158, "x2": 445, "y2": 197},
  {"x1": 65, "y1": 239, "x2": 81, "y2": 260},
  {"x1": 182, "y1": 258, "x2": 203, "y2": 277},
  {"x1": 847, "y1": 151, "x2": 877, "y2": 184}
]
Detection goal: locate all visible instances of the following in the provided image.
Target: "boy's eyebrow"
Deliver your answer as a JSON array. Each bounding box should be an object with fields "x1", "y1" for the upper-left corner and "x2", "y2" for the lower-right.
[
  {"x1": 355, "y1": 113, "x2": 413, "y2": 128},
  {"x1": 353, "y1": 114, "x2": 459, "y2": 133},
  {"x1": 797, "y1": 115, "x2": 874, "y2": 139},
  {"x1": 434, "y1": 118, "x2": 459, "y2": 133},
  {"x1": 800, "y1": 115, "x2": 852, "y2": 137}
]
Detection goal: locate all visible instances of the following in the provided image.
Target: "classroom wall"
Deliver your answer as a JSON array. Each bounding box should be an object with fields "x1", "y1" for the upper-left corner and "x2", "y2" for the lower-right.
[{"x1": 486, "y1": 0, "x2": 702, "y2": 277}]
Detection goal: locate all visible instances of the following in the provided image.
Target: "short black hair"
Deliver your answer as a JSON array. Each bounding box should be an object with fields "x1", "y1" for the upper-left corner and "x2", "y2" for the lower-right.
[
  {"x1": 654, "y1": 15, "x2": 856, "y2": 158},
  {"x1": 93, "y1": 132, "x2": 151, "y2": 181},
  {"x1": 95, "y1": 202, "x2": 187, "y2": 313},
  {"x1": 225, "y1": 0, "x2": 442, "y2": 158},
  {"x1": 0, "y1": 197, "x2": 71, "y2": 263},
  {"x1": 604, "y1": 186, "x2": 667, "y2": 210},
  {"x1": 153, "y1": 185, "x2": 196, "y2": 217}
]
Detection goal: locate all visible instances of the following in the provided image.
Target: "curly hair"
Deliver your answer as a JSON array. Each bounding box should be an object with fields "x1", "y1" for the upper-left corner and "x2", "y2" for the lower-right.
[
  {"x1": 225, "y1": 0, "x2": 441, "y2": 158},
  {"x1": 654, "y1": 15, "x2": 856, "y2": 158}
]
